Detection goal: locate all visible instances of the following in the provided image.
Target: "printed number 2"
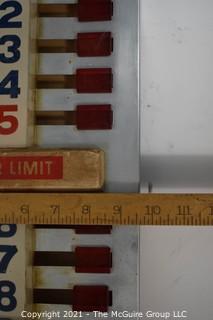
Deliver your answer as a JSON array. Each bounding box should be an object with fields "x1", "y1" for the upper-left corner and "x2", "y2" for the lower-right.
[
  {"x1": 0, "y1": 1, "x2": 22, "y2": 28},
  {"x1": 0, "y1": 281, "x2": 17, "y2": 312},
  {"x1": 0, "y1": 71, "x2": 20, "y2": 98}
]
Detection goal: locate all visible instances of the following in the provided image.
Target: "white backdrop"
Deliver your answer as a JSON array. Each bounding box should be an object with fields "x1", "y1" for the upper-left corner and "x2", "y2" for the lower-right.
[{"x1": 140, "y1": 0, "x2": 213, "y2": 319}]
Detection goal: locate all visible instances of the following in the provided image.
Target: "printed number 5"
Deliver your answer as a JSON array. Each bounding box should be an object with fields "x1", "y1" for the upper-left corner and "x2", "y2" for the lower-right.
[{"x1": 0, "y1": 105, "x2": 18, "y2": 135}]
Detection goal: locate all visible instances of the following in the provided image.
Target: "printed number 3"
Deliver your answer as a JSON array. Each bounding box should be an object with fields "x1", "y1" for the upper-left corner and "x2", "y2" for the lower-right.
[{"x1": 0, "y1": 35, "x2": 21, "y2": 64}]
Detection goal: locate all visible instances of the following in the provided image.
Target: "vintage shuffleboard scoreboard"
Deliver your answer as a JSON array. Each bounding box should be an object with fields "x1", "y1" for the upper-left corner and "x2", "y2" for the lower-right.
[{"x1": 0, "y1": 0, "x2": 139, "y2": 318}]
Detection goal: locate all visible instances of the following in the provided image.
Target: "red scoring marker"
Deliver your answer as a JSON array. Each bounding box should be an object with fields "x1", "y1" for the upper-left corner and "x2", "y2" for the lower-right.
[
  {"x1": 38, "y1": 32, "x2": 113, "y2": 57},
  {"x1": 77, "y1": 32, "x2": 113, "y2": 57},
  {"x1": 77, "y1": 105, "x2": 113, "y2": 130},
  {"x1": 36, "y1": 105, "x2": 113, "y2": 130},
  {"x1": 73, "y1": 286, "x2": 111, "y2": 312},
  {"x1": 38, "y1": 0, "x2": 113, "y2": 22},
  {"x1": 34, "y1": 225, "x2": 112, "y2": 234},
  {"x1": 36, "y1": 68, "x2": 113, "y2": 93},
  {"x1": 76, "y1": 68, "x2": 112, "y2": 93},
  {"x1": 34, "y1": 285, "x2": 112, "y2": 312},
  {"x1": 76, "y1": 247, "x2": 112, "y2": 273},
  {"x1": 78, "y1": 0, "x2": 113, "y2": 22},
  {"x1": 34, "y1": 247, "x2": 112, "y2": 273}
]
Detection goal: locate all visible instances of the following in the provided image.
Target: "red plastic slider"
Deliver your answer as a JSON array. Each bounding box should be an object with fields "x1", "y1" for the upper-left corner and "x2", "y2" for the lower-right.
[
  {"x1": 77, "y1": 32, "x2": 113, "y2": 57},
  {"x1": 73, "y1": 285, "x2": 111, "y2": 312},
  {"x1": 34, "y1": 247, "x2": 112, "y2": 273},
  {"x1": 74, "y1": 225, "x2": 112, "y2": 234},
  {"x1": 76, "y1": 105, "x2": 113, "y2": 130},
  {"x1": 75, "y1": 247, "x2": 112, "y2": 273},
  {"x1": 36, "y1": 69, "x2": 113, "y2": 93},
  {"x1": 36, "y1": 105, "x2": 113, "y2": 130},
  {"x1": 34, "y1": 225, "x2": 112, "y2": 234},
  {"x1": 38, "y1": 32, "x2": 113, "y2": 57},
  {"x1": 38, "y1": 1, "x2": 113, "y2": 21},
  {"x1": 33, "y1": 286, "x2": 113, "y2": 311},
  {"x1": 76, "y1": 68, "x2": 112, "y2": 93},
  {"x1": 78, "y1": 0, "x2": 113, "y2": 22}
]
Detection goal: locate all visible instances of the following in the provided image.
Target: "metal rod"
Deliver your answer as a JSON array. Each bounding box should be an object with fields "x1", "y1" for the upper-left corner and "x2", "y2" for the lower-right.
[
  {"x1": 36, "y1": 111, "x2": 76, "y2": 125},
  {"x1": 36, "y1": 75, "x2": 76, "y2": 89},
  {"x1": 37, "y1": 39, "x2": 76, "y2": 53},
  {"x1": 33, "y1": 289, "x2": 72, "y2": 305},
  {"x1": 38, "y1": 4, "x2": 77, "y2": 17},
  {"x1": 34, "y1": 251, "x2": 75, "y2": 266}
]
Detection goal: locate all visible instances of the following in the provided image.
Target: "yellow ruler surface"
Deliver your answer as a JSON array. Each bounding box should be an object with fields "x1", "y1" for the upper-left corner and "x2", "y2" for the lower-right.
[{"x1": 1, "y1": 193, "x2": 213, "y2": 225}]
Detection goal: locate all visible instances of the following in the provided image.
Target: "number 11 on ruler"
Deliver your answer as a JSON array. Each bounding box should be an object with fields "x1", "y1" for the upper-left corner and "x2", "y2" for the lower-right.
[{"x1": 0, "y1": 0, "x2": 37, "y2": 147}]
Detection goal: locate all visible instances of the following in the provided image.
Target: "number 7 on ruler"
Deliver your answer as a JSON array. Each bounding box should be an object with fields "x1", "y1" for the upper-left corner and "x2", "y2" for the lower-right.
[{"x1": 0, "y1": 0, "x2": 36, "y2": 147}]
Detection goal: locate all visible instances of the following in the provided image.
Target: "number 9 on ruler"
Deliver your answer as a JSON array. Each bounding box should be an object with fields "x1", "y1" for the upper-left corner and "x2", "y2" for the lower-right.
[{"x1": 0, "y1": 0, "x2": 37, "y2": 147}]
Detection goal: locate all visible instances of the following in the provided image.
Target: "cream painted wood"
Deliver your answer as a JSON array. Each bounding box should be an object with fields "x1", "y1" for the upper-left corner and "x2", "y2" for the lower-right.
[
  {"x1": 0, "y1": 0, "x2": 37, "y2": 147},
  {"x1": 0, "y1": 225, "x2": 33, "y2": 319}
]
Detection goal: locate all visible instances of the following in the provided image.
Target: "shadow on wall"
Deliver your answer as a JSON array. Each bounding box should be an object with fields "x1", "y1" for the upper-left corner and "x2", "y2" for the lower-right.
[{"x1": 141, "y1": 155, "x2": 213, "y2": 192}]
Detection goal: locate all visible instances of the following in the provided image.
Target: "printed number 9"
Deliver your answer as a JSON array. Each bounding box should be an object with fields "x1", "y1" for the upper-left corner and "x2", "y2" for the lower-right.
[{"x1": 0, "y1": 225, "x2": 17, "y2": 237}]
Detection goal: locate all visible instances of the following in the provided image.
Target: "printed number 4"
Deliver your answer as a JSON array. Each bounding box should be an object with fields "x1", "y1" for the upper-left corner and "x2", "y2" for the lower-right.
[{"x1": 0, "y1": 71, "x2": 20, "y2": 98}]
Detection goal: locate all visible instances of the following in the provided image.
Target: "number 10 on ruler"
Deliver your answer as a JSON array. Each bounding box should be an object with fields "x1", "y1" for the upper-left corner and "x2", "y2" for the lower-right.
[{"x1": 0, "y1": 0, "x2": 36, "y2": 147}]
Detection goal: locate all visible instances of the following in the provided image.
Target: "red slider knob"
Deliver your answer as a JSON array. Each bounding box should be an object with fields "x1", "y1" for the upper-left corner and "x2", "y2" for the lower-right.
[
  {"x1": 76, "y1": 105, "x2": 113, "y2": 130},
  {"x1": 78, "y1": 0, "x2": 113, "y2": 22},
  {"x1": 33, "y1": 286, "x2": 112, "y2": 311},
  {"x1": 76, "y1": 68, "x2": 113, "y2": 93},
  {"x1": 73, "y1": 285, "x2": 112, "y2": 312},
  {"x1": 77, "y1": 32, "x2": 113, "y2": 57},
  {"x1": 75, "y1": 247, "x2": 112, "y2": 273}
]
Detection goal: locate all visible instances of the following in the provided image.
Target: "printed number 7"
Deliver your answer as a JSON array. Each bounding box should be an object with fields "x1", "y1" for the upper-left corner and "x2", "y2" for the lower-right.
[{"x1": 0, "y1": 245, "x2": 17, "y2": 273}]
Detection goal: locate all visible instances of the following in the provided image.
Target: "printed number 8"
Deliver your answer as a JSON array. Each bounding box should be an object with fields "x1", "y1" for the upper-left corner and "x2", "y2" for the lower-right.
[{"x1": 0, "y1": 281, "x2": 17, "y2": 312}]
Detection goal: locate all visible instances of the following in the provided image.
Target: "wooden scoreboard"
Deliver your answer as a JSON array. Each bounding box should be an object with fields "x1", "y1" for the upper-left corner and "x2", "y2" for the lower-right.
[
  {"x1": 0, "y1": 0, "x2": 37, "y2": 148},
  {"x1": 0, "y1": 0, "x2": 140, "y2": 318},
  {"x1": 0, "y1": 225, "x2": 33, "y2": 318},
  {"x1": 0, "y1": 1, "x2": 36, "y2": 316}
]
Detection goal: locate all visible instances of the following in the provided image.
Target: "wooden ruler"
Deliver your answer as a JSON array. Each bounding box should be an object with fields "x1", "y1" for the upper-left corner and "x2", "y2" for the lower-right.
[{"x1": 1, "y1": 193, "x2": 213, "y2": 225}]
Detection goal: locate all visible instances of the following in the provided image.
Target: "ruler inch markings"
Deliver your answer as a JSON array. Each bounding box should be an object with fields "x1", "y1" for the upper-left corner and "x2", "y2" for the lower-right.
[{"x1": 0, "y1": 193, "x2": 213, "y2": 225}]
